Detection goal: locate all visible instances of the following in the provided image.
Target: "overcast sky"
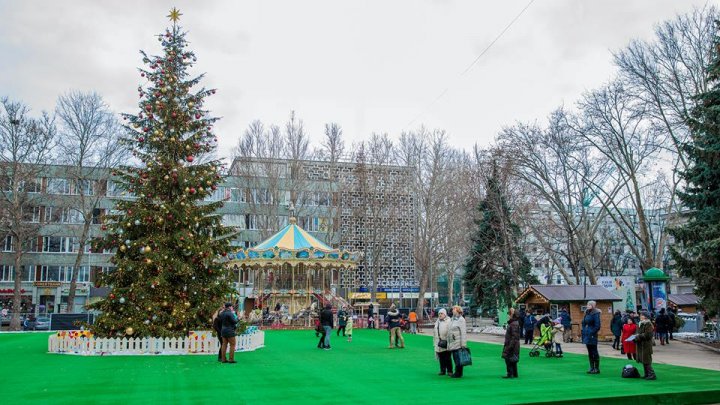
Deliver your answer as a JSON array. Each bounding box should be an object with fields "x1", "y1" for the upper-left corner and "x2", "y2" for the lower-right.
[{"x1": 0, "y1": 0, "x2": 713, "y2": 159}]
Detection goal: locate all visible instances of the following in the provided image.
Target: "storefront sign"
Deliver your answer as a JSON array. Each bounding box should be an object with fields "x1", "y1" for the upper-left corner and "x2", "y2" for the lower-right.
[
  {"x1": 0, "y1": 288, "x2": 29, "y2": 295},
  {"x1": 34, "y1": 281, "x2": 61, "y2": 288},
  {"x1": 350, "y1": 292, "x2": 371, "y2": 299},
  {"x1": 375, "y1": 292, "x2": 387, "y2": 299}
]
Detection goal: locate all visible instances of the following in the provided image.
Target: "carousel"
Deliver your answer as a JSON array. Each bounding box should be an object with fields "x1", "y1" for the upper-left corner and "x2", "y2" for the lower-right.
[{"x1": 228, "y1": 215, "x2": 359, "y2": 327}]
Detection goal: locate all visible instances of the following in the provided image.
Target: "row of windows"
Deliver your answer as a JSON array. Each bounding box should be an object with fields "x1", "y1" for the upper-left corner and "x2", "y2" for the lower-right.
[
  {"x1": 221, "y1": 215, "x2": 332, "y2": 232},
  {"x1": 1, "y1": 177, "x2": 99, "y2": 195},
  {"x1": 0, "y1": 265, "x2": 105, "y2": 283},
  {"x1": 1, "y1": 236, "x2": 112, "y2": 254}
]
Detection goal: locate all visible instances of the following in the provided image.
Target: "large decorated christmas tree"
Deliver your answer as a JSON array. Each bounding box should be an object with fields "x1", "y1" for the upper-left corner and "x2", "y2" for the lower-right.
[{"x1": 90, "y1": 8, "x2": 234, "y2": 338}]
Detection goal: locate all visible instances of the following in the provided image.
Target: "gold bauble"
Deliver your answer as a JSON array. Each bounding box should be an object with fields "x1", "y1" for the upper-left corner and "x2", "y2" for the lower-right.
[
  {"x1": 144, "y1": 246, "x2": 151, "y2": 253},
  {"x1": 170, "y1": 137, "x2": 176, "y2": 142},
  {"x1": 120, "y1": 245, "x2": 126, "y2": 252},
  {"x1": 125, "y1": 327, "x2": 134, "y2": 336},
  {"x1": 184, "y1": 302, "x2": 190, "y2": 308},
  {"x1": 157, "y1": 217, "x2": 164, "y2": 224},
  {"x1": 167, "y1": 323, "x2": 173, "y2": 328},
  {"x1": 164, "y1": 175, "x2": 169, "y2": 180}
]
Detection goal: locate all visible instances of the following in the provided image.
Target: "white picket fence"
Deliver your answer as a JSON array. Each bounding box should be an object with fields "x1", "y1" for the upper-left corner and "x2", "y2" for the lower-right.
[{"x1": 48, "y1": 329, "x2": 264, "y2": 356}]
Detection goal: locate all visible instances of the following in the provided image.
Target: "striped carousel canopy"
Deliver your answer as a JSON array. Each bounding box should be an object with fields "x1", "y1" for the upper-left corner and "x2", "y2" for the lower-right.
[{"x1": 230, "y1": 217, "x2": 359, "y2": 268}]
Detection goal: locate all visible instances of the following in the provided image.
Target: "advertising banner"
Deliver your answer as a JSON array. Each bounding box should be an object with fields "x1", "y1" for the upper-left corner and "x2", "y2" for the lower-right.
[{"x1": 597, "y1": 276, "x2": 636, "y2": 311}]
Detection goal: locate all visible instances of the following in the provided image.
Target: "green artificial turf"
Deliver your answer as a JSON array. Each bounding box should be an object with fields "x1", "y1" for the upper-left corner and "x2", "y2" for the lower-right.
[{"x1": 0, "y1": 330, "x2": 718, "y2": 404}]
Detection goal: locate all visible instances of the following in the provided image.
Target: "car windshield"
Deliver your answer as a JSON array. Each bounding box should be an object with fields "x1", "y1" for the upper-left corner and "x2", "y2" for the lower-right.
[{"x1": 37, "y1": 317, "x2": 50, "y2": 322}]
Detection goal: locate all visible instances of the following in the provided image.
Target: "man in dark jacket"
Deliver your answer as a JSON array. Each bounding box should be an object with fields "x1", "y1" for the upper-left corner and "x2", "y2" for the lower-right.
[
  {"x1": 502, "y1": 308, "x2": 521, "y2": 378},
  {"x1": 523, "y1": 313, "x2": 537, "y2": 345},
  {"x1": 220, "y1": 303, "x2": 239, "y2": 363},
  {"x1": 320, "y1": 304, "x2": 334, "y2": 350},
  {"x1": 582, "y1": 300, "x2": 602, "y2": 374},
  {"x1": 656, "y1": 308, "x2": 671, "y2": 345},
  {"x1": 517, "y1": 308, "x2": 526, "y2": 340}
]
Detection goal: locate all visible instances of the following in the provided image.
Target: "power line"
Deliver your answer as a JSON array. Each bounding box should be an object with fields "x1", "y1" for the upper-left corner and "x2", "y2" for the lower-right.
[{"x1": 403, "y1": 0, "x2": 536, "y2": 130}]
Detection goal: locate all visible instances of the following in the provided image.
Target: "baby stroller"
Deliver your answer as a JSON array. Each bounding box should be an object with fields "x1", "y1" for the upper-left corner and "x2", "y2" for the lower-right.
[{"x1": 529, "y1": 317, "x2": 557, "y2": 357}]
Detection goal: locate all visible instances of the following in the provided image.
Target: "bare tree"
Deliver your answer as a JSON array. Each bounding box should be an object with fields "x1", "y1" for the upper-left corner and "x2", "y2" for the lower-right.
[
  {"x1": 575, "y1": 81, "x2": 668, "y2": 271},
  {"x1": 54, "y1": 91, "x2": 126, "y2": 312},
  {"x1": 0, "y1": 98, "x2": 56, "y2": 330}
]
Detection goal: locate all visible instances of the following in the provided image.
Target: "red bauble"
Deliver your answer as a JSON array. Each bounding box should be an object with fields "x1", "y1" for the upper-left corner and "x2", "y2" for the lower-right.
[
  {"x1": 143, "y1": 127, "x2": 149, "y2": 132},
  {"x1": 195, "y1": 114, "x2": 201, "y2": 119},
  {"x1": 186, "y1": 155, "x2": 194, "y2": 162},
  {"x1": 172, "y1": 112, "x2": 177, "y2": 118},
  {"x1": 138, "y1": 137, "x2": 144, "y2": 142},
  {"x1": 211, "y1": 185, "x2": 217, "y2": 190},
  {"x1": 101, "y1": 225, "x2": 107, "y2": 231},
  {"x1": 189, "y1": 188, "x2": 196, "y2": 194},
  {"x1": 110, "y1": 293, "x2": 115, "y2": 299}
]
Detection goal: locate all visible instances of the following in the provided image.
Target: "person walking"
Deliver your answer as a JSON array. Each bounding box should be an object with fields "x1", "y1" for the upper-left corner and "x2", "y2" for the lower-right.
[
  {"x1": 635, "y1": 311, "x2": 657, "y2": 380},
  {"x1": 433, "y1": 308, "x2": 452, "y2": 376},
  {"x1": 582, "y1": 300, "x2": 601, "y2": 374},
  {"x1": 220, "y1": 302, "x2": 239, "y2": 364},
  {"x1": 409, "y1": 310, "x2": 418, "y2": 334},
  {"x1": 621, "y1": 316, "x2": 637, "y2": 361},
  {"x1": 523, "y1": 312, "x2": 537, "y2": 345},
  {"x1": 337, "y1": 306, "x2": 348, "y2": 337},
  {"x1": 611, "y1": 310, "x2": 623, "y2": 350},
  {"x1": 560, "y1": 307, "x2": 572, "y2": 343},
  {"x1": 387, "y1": 304, "x2": 404, "y2": 348},
  {"x1": 501, "y1": 308, "x2": 521, "y2": 378},
  {"x1": 320, "y1": 303, "x2": 334, "y2": 350},
  {"x1": 668, "y1": 307, "x2": 676, "y2": 340},
  {"x1": 447, "y1": 305, "x2": 468, "y2": 378}
]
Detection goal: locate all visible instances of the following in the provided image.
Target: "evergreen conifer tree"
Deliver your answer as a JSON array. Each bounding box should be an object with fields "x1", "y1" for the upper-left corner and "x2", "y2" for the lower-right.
[
  {"x1": 669, "y1": 22, "x2": 720, "y2": 315},
  {"x1": 463, "y1": 161, "x2": 535, "y2": 310},
  {"x1": 89, "y1": 9, "x2": 234, "y2": 337}
]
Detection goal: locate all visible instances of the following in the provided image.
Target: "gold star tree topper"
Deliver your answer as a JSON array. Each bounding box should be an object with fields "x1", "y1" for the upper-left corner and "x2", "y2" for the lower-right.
[{"x1": 167, "y1": 7, "x2": 182, "y2": 23}]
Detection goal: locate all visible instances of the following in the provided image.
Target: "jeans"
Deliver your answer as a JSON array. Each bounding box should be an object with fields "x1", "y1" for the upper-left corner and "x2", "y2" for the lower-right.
[
  {"x1": 323, "y1": 326, "x2": 332, "y2": 348},
  {"x1": 410, "y1": 322, "x2": 417, "y2": 334},
  {"x1": 586, "y1": 344, "x2": 599, "y2": 363}
]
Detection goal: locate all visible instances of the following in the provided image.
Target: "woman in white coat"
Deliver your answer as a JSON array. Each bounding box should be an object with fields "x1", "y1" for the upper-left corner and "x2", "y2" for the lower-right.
[
  {"x1": 447, "y1": 305, "x2": 468, "y2": 378},
  {"x1": 433, "y1": 308, "x2": 452, "y2": 375}
]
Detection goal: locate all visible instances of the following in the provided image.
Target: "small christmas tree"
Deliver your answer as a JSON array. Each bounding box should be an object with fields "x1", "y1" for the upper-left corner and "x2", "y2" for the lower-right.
[
  {"x1": 669, "y1": 22, "x2": 720, "y2": 315},
  {"x1": 90, "y1": 8, "x2": 234, "y2": 338}
]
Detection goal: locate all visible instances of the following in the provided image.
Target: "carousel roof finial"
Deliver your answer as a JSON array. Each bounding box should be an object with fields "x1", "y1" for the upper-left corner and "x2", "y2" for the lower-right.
[{"x1": 289, "y1": 201, "x2": 297, "y2": 224}]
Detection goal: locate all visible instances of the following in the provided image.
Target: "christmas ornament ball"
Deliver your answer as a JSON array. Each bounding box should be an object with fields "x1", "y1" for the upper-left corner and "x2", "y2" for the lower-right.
[{"x1": 125, "y1": 327, "x2": 134, "y2": 335}]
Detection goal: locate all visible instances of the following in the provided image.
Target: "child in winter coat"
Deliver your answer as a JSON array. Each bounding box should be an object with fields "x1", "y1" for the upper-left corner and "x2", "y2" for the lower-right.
[{"x1": 552, "y1": 318, "x2": 564, "y2": 357}]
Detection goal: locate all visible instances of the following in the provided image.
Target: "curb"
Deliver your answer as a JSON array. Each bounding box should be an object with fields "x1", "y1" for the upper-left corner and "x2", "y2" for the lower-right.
[{"x1": 676, "y1": 338, "x2": 720, "y2": 354}]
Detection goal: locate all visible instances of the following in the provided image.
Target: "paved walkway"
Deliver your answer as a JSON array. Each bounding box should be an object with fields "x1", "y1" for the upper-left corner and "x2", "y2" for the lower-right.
[{"x1": 418, "y1": 329, "x2": 720, "y2": 371}]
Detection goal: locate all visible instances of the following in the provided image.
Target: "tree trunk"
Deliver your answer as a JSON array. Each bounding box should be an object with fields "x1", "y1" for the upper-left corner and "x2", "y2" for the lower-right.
[
  {"x1": 67, "y1": 220, "x2": 91, "y2": 313},
  {"x1": 10, "y1": 239, "x2": 24, "y2": 331},
  {"x1": 448, "y1": 270, "x2": 455, "y2": 305}
]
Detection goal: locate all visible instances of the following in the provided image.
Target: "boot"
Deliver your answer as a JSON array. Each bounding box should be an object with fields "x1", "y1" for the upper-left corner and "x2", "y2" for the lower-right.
[
  {"x1": 587, "y1": 358, "x2": 595, "y2": 374},
  {"x1": 595, "y1": 358, "x2": 600, "y2": 374},
  {"x1": 644, "y1": 364, "x2": 657, "y2": 380}
]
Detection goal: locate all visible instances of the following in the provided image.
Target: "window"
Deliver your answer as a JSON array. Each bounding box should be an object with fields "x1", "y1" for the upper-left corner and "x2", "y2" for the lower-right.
[
  {"x1": 45, "y1": 207, "x2": 62, "y2": 223},
  {"x1": 300, "y1": 217, "x2": 321, "y2": 232},
  {"x1": 0, "y1": 265, "x2": 13, "y2": 282},
  {"x1": 222, "y1": 214, "x2": 246, "y2": 229},
  {"x1": 37, "y1": 266, "x2": 61, "y2": 282},
  {"x1": 229, "y1": 188, "x2": 245, "y2": 203},
  {"x1": 23, "y1": 179, "x2": 41, "y2": 193},
  {"x1": 58, "y1": 266, "x2": 90, "y2": 283},
  {"x1": 42, "y1": 236, "x2": 78, "y2": 253},
  {"x1": 245, "y1": 214, "x2": 258, "y2": 230},
  {"x1": 251, "y1": 189, "x2": 273, "y2": 204},
  {"x1": 23, "y1": 206, "x2": 41, "y2": 223},
  {"x1": 92, "y1": 208, "x2": 104, "y2": 225},
  {"x1": 75, "y1": 179, "x2": 94, "y2": 196},
  {"x1": 2, "y1": 235, "x2": 12, "y2": 252},
  {"x1": 47, "y1": 178, "x2": 72, "y2": 194},
  {"x1": 62, "y1": 208, "x2": 84, "y2": 224},
  {"x1": 106, "y1": 180, "x2": 123, "y2": 196}
]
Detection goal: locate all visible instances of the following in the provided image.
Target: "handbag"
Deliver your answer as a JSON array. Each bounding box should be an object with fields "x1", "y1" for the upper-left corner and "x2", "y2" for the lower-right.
[
  {"x1": 457, "y1": 347, "x2": 472, "y2": 366},
  {"x1": 436, "y1": 325, "x2": 448, "y2": 348},
  {"x1": 621, "y1": 365, "x2": 640, "y2": 378}
]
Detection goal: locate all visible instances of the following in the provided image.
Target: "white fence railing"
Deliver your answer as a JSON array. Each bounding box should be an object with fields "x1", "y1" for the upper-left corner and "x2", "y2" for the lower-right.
[{"x1": 48, "y1": 328, "x2": 264, "y2": 356}]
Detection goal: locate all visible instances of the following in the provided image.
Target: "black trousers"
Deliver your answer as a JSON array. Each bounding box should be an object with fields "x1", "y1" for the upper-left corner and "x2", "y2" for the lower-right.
[
  {"x1": 613, "y1": 335, "x2": 621, "y2": 349},
  {"x1": 317, "y1": 331, "x2": 327, "y2": 348},
  {"x1": 586, "y1": 344, "x2": 599, "y2": 361},
  {"x1": 450, "y1": 350, "x2": 464, "y2": 377},
  {"x1": 524, "y1": 331, "x2": 533, "y2": 344},
  {"x1": 438, "y1": 351, "x2": 453, "y2": 374},
  {"x1": 505, "y1": 359, "x2": 518, "y2": 377},
  {"x1": 337, "y1": 325, "x2": 346, "y2": 336}
]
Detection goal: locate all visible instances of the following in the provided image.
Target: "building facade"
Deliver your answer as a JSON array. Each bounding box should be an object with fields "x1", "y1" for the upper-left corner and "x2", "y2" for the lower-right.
[{"x1": 1, "y1": 159, "x2": 417, "y2": 314}]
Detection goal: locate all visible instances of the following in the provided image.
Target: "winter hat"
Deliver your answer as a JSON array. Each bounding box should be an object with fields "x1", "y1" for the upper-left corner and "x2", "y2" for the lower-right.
[
  {"x1": 438, "y1": 308, "x2": 447, "y2": 316},
  {"x1": 553, "y1": 318, "x2": 562, "y2": 324}
]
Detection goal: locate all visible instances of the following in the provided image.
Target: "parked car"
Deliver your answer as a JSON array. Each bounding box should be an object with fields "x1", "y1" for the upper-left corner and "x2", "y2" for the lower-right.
[{"x1": 33, "y1": 316, "x2": 51, "y2": 330}]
